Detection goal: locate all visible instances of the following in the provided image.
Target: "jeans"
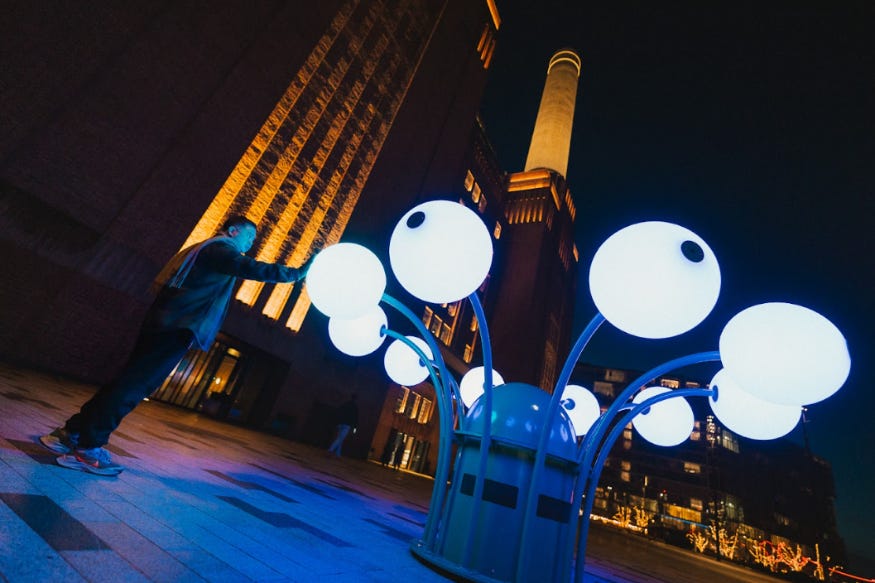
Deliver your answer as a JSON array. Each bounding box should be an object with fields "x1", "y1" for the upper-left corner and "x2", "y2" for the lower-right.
[
  {"x1": 328, "y1": 424, "x2": 352, "y2": 456},
  {"x1": 65, "y1": 328, "x2": 194, "y2": 448}
]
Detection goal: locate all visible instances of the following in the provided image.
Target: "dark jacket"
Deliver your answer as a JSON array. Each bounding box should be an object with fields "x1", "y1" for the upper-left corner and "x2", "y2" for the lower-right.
[{"x1": 144, "y1": 241, "x2": 301, "y2": 349}]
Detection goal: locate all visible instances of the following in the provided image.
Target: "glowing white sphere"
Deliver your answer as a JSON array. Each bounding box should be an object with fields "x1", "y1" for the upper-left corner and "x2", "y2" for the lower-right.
[
  {"x1": 383, "y1": 336, "x2": 433, "y2": 385},
  {"x1": 327, "y1": 306, "x2": 388, "y2": 357},
  {"x1": 459, "y1": 366, "x2": 505, "y2": 408},
  {"x1": 708, "y1": 369, "x2": 801, "y2": 440},
  {"x1": 306, "y1": 243, "x2": 386, "y2": 319},
  {"x1": 719, "y1": 302, "x2": 850, "y2": 405},
  {"x1": 389, "y1": 200, "x2": 493, "y2": 303},
  {"x1": 561, "y1": 384, "x2": 601, "y2": 436},
  {"x1": 589, "y1": 221, "x2": 721, "y2": 339},
  {"x1": 631, "y1": 386, "x2": 695, "y2": 446}
]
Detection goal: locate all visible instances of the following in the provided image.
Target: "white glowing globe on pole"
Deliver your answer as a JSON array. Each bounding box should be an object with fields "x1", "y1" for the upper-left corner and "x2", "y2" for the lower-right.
[
  {"x1": 631, "y1": 386, "x2": 695, "y2": 446},
  {"x1": 307, "y1": 243, "x2": 386, "y2": 319},
  {"x1": 328, "y1": 306, "x2": 388, "y2": 357},
  {"x1": 708, "y1": 369, "x2": 801, "y2": 440},
  {"x1": 389, "y1": 200, "x2": 493, "y2": 304},
  {"x1": 384, "y1": 336, "x2": 433, "y2": 386},
  {"x1": 459, "y1": 366, "x2": 505, "y2": 408},
  {"x1": 719, "y1": 302, "x2": 850, "y2": 405},
  {"x1": 589, "y1": 222, "x2": 721, "y2": 339},
  {"x1": 560, "y1": 384, "x2": 601, "y2": 436}
]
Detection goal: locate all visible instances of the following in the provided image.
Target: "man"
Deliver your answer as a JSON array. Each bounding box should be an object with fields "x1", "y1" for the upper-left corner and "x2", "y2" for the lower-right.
[
  {"x1": 327, "y1": 394, "x2": 358, "y2": 458},
  {"x1": 40, "y1": 216, "x2": 309, "y2": 475}
]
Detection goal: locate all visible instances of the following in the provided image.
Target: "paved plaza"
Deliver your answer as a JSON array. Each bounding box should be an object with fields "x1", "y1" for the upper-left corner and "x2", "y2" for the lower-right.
[{"x1": 0, "y1": 363, "x2": 782, "y2": 582}]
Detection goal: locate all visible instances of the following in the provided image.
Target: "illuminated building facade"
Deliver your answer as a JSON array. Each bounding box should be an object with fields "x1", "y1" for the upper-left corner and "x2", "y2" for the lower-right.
[
  {"x1": 572, "y1": 363, "x2": 846, "y2": 571},
  {"x1": 0, "y1": 1, "x2": 501, "y2": 457}
]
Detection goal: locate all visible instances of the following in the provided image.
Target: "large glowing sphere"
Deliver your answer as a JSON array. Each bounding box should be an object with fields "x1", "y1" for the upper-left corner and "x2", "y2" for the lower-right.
[
  {"x1": 459, "y1": 366, "x2": 505, "y2": 408},
  {"x1": 383, "y1": 336, "x2": 433, "y2": 385},
  {"x1": 588, "y1": 222, "x2": 721, "y2": 339},
  {"x1": 306, "y1": 243, "x2": 386, "y2": 319},
  {"x1": 708, "y1": 369, "x2": 801, "y2": 440},
  {"x1": 560, "y1": 384, "x2": 601, "y2": 436},
  {"x1": 389, "y1": 200, "x2": 493, "y2": 304},
  {"x1": 631, "y1": 387, "x2": 695, "y2": 447},
  {"x1": 719, "y1": 302, "x2": 850, "y2": 405},
  {"x1": 328, "y1": 306, "x2": 387, "y2": 357}
]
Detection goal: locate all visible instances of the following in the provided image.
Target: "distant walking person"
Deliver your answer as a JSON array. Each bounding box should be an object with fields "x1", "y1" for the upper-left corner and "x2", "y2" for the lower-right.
[
  {"x1": 327, "y1": 395, "x2": 358, "y2": 458},
  {"x1": 39, "y1": 216, "x2": 310, "y2": 476}
]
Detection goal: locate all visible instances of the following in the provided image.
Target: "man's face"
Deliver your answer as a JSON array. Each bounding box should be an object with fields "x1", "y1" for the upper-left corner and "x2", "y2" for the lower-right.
[{"x1": 228, "y1": 224, "x2": 257, "y2": 253}]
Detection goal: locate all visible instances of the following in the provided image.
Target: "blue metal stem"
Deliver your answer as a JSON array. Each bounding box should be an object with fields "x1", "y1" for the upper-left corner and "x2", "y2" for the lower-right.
[
  {"x1": 460, "y1": 292, "x2": 495, "y2": 567},
  {"x1": 573, "y1": 387, "x2": 715, "y2": 583},
  {"x1": 515, "y1": 313, "x2": 606, "y2": 579},
  {"x1": 381, "y1": 294, "x2": 455, "y2": 550}
]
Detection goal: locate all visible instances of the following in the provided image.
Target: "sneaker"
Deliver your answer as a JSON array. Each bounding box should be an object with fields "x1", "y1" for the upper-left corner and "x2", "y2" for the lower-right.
[
  {"x1": 39, "y1": 427, "x2": 79, "y2": 454},
  {"x1": 56, "y1": 447, "x2": 124, "y2": 476}
]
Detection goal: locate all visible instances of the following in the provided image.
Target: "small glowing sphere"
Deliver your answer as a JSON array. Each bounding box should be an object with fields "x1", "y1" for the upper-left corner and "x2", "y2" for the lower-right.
[
  {"x1": 631, "y1": 386, "x2": 695, "y2": 447},
  {"x1": 306, "y1": 243, "x2": 386, "y2": 319},
  {"x1": 719, "y1": 303, "x2": 850, "y2": 405},
  {"x1": 589, "y1": 222, "x2": 721, "y2": 339},
  {"x1": 389, "y1": 200, "x2": 493, "y2": 304},
  {"x1": 708, "y1": 369, "x2": 801, "y2": 440},
  {"x1": 383, "y1": 336, "x2": 433, "y2": 385},
  {"x1": 561, "y1": 384, "x2": 602, "y2": 436},
  {"x1": 459, "y1": 366, "x2": 505, "y2": 408},
  {"x1": 327, "y1": 306, "x2": 387, "y2": 357}
]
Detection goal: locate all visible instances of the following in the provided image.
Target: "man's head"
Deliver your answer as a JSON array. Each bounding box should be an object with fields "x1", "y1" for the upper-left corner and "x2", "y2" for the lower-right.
[{"x1": 222, "y1": 216, "x2": 257, "y2": 253}]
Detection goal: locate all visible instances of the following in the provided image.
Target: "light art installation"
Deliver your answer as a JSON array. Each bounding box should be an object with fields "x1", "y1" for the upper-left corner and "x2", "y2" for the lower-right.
[{"x1": 306, "y1": 200, "x2": 851, "y2": 583}]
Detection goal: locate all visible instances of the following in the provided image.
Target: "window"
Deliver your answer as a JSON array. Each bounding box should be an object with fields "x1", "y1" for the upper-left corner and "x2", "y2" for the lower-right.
[
  {"x1": 440, "y1": 323, "x2": 453, "y2": 345},
  {"x1": 395, "y1": 387, "x2": 409, "y2": 413},
  {"x1": 721, "y1": 430, "x2": 740, "y2": 453},
  {"x1": 493, "y1": 222, "x2": 501, "y2": 240},
  {"x1": 429, "y1": 315, "x2": 443, "y2": 336},
  {"x1": 605, "y1": 369, "x2": 626, "y2": 382},
  {"x1": 470, "y1": 317, "x2": 478, "y2": 332},
  {"x1": 593, "y1": 381, "x2": 615, "y2": 397},
  {"x1": 683, "y1": 461, "x2": 701, "y2": 474},
  {"x1": 464, "y1": 170, "x2": 474, "y2": 191},
  {"x1": 471, "y1": 183, "x2": 481, "y2": 203},
  {"x1": 463, "y1": 343, "x2": 474, "y2": 363},
  {"x1": 422, "y1": 306, "x2": 433, "y2": 328},
  {"x1": 417, "y1": 398, "x2": 432, "y2": 424},
  {"x1": 690, "y1": 498, "x2": 703, "y2": 511},
  {"x1": 407, "y1": 393, "x2": 422, "y2": 419},
  {"x1": 660, "y1": 378, "x2": 680, "y2": 389},
  {"x1": 477, "y1": 194, "x2": 487, "y2": 213},
  {"x1": 620, "y1": 472, "x2": 631, "y2": 482},
  {"x1": 690, "y1": 420, "x2": 701, "y2": 441}
]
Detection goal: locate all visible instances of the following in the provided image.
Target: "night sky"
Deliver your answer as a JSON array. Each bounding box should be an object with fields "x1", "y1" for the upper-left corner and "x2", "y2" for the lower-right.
[{"x1": 478, "y1": 1, "x2": 874, "y2": 571}]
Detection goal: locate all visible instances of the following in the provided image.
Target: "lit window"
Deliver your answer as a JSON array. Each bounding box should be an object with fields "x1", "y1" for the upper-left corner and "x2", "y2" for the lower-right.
[
  {"x1": 418, "y1": 398, "x2": 432, "y2": 424},
  {"x1": 422, "y1": 306, "x2": 433, "y2": 328},
  {"x1": 478, "y1": 194, "x2": 487, "y2": 213},
  {"x1": 493, "y1": 222, "x2": 501, "y2": 239},
  {"x1": 408, "y1": 393, "x2": 422, "y2": 419},
  {"x1": 447, "y1": 302, "x2": 458, "y2": 317},
  {"x1": 440, "y1": 323, "x2": 453, "y2": 345},
  {"x1": 685, "y1": 381, "x2": 701, "y2": 388},
  {"x1": 683, "y1": 462, "x2": 701, "y2": 474},
  {"x1": 621, "y1": 461, "x2": 631, "y2": 471},
  {"x1": 430, "y1": 315, "x2": 443, "y2": 336},
  {"x1": 464, "y1": 170, "x2": 474, "y2": 191},
  {"x1": 395, "y1": 387, "x2": 409, "y2": 413},
  {"x1": 690, "y1": 498, "x2": 703, "y2": 511},
  {"x1": 470, "y1": 317, "x2": 478, "y2": 332},
  {"x1": 471, "y1": 183, "x2": 481, "y2": 203},
  {"x1": 623, "y1": 428, "x2": 632, "y2": 441},
  {"x1": 660, "y1": 378, "x2": 680, "y2": 389},
  {"x1": 605, "y1": 369, "x2": 626, "y2": 382},
  {"x1": 463, "y1": 344, "x2": 474, "y2": 363},
  {"x1": 594, "y1": 381, "x2": 615, "y2": 397},
  {"x1": 721, "y1": 430, "x2": 740, "y2": 453},
  {"x1": 620, "y1": 472, "x2": 631, "y2": 482}
]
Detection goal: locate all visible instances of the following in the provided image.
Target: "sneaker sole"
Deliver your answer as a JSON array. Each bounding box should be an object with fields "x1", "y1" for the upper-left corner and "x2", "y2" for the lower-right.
[
  {"x1": 56, "y1": 455, "x2": 123, "y2": 476},
  {"x1": 38, "y1": 435, "x2": 71, "y2": 455}
]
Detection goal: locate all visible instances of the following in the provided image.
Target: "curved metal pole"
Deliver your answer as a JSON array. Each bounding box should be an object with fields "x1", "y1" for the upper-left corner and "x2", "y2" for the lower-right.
[
  {"x1": 381, "y1": 293, "x2": 456, "y2": 550},
  {"x1": 460, "y1": 292, "x2": 495, "y2": 567},
  {"x1": 564, "y1": 352, "x2": 721, "y2": 580},
  {"x1": 573, "y1": 387, "x2": 714, "y2": 583},
  {"x1": 515, "y1": 313, "x2": 606, "y2": 578}
]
